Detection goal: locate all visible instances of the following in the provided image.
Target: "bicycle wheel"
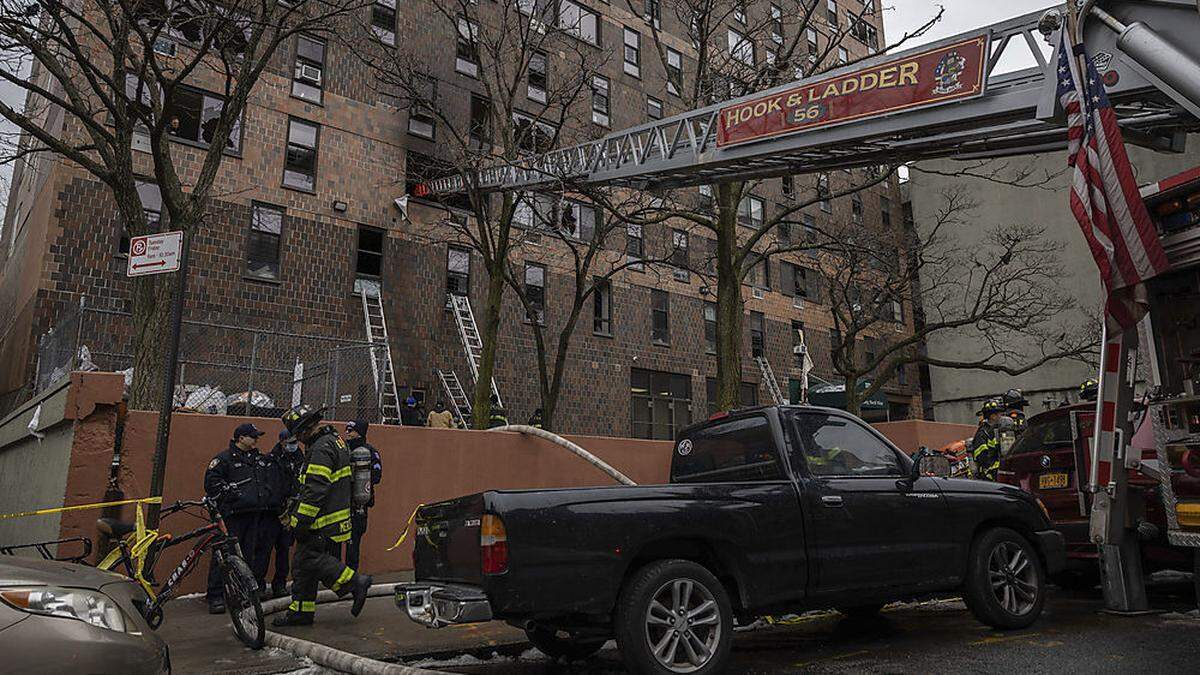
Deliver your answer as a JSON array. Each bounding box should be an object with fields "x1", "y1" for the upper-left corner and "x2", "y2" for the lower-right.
[{"x1": 220, "y1": 550, "x2": 265, "y2": 649}]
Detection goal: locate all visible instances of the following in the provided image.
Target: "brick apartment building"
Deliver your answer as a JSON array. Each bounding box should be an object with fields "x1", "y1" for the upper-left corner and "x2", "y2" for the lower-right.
[{"x1": 0, "y1": 0, "x2": 921, "y2": 437}]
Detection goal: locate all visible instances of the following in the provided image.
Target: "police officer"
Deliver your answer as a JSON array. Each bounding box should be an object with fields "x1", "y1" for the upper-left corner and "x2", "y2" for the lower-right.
[
  {"x1": 272, "y1": 405, "x2": 372, "y2": 627},
  {"x1": 971, "y1": 399, "x2": 1004, "y2": 481},
  {"x1": 487, "y1": 395, "x2": 509, "y2": 429},
  {"x1": 339, "y1": 420, "x2": 382, "y2": 571},
  {"x1": 265, "y1": 430, "x2": 306, "y2": 599},
  {"x1": 204, "y1": 422, "x2": 273, "y2": 614}
]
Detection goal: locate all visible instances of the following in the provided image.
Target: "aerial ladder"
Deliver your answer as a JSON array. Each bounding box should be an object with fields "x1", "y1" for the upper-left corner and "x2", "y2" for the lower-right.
[{"x1": 411, "y1": 1, "x2": 1200, "y2": 613}]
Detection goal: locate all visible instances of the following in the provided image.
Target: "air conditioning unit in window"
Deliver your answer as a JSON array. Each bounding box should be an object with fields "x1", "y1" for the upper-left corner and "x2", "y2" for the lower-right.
[
  {"x1": 752, "y1": 287, "x2": 765, "y2": 299},
  {"x1": 793, "y1": 296, "x2": 804, "y2": 309},
  {"x1": 297, "y1": 63, "x2": 322, "y2": 85}
]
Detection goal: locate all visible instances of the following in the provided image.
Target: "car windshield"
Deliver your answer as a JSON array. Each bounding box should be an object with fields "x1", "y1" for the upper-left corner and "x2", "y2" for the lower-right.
[{"x1": 1008, "y1": 413, "x2": 1074, "y2": 456}]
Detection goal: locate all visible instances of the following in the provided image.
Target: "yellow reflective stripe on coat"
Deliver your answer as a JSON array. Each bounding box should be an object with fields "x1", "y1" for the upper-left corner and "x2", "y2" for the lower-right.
[
  {"x1": 305, "y1": 463, "x2": 333, "y2": 480},
  {"x1": 330, "y1": 532, "x2": 351, "y2": 543},
  {"x1": 330, "y1": 466, "x2": 351, "y2": 481},
  {"x1": 296, "y1": 502, "x2": 319, "y2": 517},
  {"x1": 312, "y1": 508, "x2": 351, "y2": 529}
]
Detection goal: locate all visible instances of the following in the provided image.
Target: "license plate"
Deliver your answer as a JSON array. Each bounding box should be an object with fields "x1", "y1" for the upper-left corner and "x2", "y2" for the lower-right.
[{"x1": 1038, "y1": 472, "x2": 1069, "y2": 489}]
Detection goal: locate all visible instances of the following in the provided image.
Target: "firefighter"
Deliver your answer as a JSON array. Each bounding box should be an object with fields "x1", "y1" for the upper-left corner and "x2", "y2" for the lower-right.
[
  {"x1": 971, "y1": 399, "x2": 1004, "y2": 481},
  {"x1": 1002, "y1": 388, "x2": 1029, "y2": 436},
  {"x1": 271, "y1": 405, "x2": 372, "y2": 627},
  {"x1": 527, "y1": 408, "x2": 544, "y2": 429},
  {"x1": 487, "y1": 395, "x2": 509, "y2": 429},
  {"x1": 1080, "y1": 377, "x2": 1099, "y2": 402}
]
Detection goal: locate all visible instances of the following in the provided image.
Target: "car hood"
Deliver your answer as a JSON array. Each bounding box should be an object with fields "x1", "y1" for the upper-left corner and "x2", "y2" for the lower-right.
[
  {"x1": 939, "y1": 476, "x2": 1038, "y2": 500},
  {"x1": 0, "y1": 557, "x2": 132, "y2": 590}
]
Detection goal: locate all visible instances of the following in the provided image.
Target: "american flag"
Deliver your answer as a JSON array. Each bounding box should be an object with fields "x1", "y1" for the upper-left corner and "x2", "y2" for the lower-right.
[{"x1": 1057, "y1": 30, "x2": 1169, "y2": 331}]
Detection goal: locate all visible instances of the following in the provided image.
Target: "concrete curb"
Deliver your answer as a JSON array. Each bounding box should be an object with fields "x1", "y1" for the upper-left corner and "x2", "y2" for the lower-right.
[{"x1": 261, "y1": 582, "x2": 451, "y2": 675}]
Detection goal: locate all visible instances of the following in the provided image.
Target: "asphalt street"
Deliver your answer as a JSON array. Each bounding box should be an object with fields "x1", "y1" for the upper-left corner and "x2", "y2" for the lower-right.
[{"x1": 406, "y1": 578, "x2": 1199, "y2": 674}]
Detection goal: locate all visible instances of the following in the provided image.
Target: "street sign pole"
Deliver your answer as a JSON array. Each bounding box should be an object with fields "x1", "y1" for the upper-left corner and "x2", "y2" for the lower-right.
[{"x1": 144, "y1": 232, "x2": 190, "y2": 530}]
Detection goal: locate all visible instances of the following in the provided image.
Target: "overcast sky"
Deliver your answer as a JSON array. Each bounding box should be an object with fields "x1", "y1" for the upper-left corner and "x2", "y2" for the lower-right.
[{"x1": 883, "y1": 1, "x2": 1057, "y2": 47}]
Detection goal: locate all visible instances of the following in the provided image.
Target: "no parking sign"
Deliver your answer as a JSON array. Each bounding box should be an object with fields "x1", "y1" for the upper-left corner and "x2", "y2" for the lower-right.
[{"x1": 127, "y1": 231, "x2": 183, "y2": 277}]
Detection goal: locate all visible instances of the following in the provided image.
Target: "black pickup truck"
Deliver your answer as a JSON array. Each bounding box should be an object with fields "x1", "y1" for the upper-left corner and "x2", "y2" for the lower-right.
[{"x1": 397, "y1": 406, "x2": 1065, "y2": 674}]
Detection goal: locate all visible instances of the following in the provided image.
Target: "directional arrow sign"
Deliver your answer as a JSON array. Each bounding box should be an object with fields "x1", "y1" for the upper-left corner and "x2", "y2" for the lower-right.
[{"x1": 127, "y1": 231, "x2": 183, "y2": 277}]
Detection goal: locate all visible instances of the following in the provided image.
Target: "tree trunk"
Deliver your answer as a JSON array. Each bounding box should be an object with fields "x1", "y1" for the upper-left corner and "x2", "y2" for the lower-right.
[
  {"x1": 471, "y1": 262, "x2": 506, "y2": 429},
  {"x1": 714, "y1": 184, "x2": 745, "y2": 411},
  {"x1": 124, "y1": 198, "x2": 182, "y2": 411},
  {"x1": 844, "y1": 373, "x2": 861, "y2": 417},
  {"x1": 540, "y1": 307, "x2": 583, "y2": 433},
  {"x1": 126, "y1": 273, "x2": 176, "y2": 409}
]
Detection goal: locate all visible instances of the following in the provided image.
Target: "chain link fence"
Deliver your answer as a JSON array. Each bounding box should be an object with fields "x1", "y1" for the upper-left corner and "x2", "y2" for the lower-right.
[{"x1": 33, "y1": 295, "x2": 392, "y2": 423}]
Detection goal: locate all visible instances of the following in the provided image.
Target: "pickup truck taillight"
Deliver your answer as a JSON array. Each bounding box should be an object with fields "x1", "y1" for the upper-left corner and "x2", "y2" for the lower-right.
[{"x1": 481, "y1": 514, "x2": 508, "y2": 575}]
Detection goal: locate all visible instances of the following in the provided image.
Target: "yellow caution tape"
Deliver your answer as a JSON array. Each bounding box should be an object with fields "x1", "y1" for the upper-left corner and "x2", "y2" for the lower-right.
[
  {"x1": 386, "y1": 503, "x2": 427, "y2": 551},
  {"x1": 0, "y1": 496, "x2": 162, "y2": 520},
  {"x1": 96, "y1": 500, "x2": 160, "y2": 601},
  {"x1": 0, "y1": 496, "x2": 163, "y2": 601}
]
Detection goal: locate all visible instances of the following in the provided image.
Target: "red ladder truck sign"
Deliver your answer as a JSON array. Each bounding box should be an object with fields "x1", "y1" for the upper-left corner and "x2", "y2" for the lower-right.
[
  {"x1": 717, "y1": 36, "x2": 988, "y2": 147},
  {"x1": 127, "y1": 231, "x2": 183, "y2": 277}
]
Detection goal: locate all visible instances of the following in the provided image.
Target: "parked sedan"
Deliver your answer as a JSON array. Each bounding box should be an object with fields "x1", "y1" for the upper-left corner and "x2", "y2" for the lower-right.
[{"x1": 0, "y1": 556, "x2": 170, "y2": 674}]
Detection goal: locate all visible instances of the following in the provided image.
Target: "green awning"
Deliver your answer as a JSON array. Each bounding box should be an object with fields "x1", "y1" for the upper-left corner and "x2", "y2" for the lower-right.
[{"x1": 806, "y1": 379, "x2": 887, "y2": 410}]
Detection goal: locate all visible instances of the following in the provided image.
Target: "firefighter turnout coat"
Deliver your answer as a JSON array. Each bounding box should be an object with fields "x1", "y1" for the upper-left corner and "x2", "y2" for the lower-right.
[{"x1": 289, "y1": 426, "x2": 355, "y2": 543}]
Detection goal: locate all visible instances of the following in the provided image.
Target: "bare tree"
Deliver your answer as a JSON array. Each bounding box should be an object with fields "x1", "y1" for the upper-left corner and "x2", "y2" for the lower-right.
[
  {"x1": 0, "y1": 0, "x2": 365, "y2": 406},
  {"x1": 365, "y1": 0, "x2": 601, "y2": 426},
  {"x1": 821, "y1": 188, "x2": 1096, "y2": 415},
  {"x1": 501, "y1": 188, "x2": 683, "y2": 431},
  {"x1": 631, "y1": 0, "x2": 942, "y2": 410}
]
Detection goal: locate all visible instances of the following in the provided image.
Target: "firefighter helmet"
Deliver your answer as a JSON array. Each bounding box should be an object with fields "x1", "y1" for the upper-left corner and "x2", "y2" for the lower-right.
[
  {"x1": 1079, "y1": 378, "x2": 1099, "y2": 401},
  {"x1": 281, "y1": 404, "x2": 325, "y2": 436},
  {"x1": 978, "y1": 398, "x2": 1005, "y2": 416},
  {"x1": 1002, "y1": 388, "x2": 1029, "y2": 409}
]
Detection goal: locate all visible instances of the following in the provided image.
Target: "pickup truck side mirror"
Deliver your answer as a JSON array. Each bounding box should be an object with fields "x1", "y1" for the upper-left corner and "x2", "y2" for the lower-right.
[{"x1": 910, "y1": 446, "x2": 952, "y2": 480}]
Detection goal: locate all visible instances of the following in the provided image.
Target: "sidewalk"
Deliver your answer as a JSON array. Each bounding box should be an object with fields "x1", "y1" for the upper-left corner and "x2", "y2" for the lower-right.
[{"x1": 159, "y1": 575, "x2": 528, "y2": 674}]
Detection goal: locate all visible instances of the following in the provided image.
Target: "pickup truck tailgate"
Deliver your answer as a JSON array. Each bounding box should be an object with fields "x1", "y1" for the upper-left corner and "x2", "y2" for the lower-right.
[{"x1": 414, "y1": 493, "x2": 485, "y2": 585}]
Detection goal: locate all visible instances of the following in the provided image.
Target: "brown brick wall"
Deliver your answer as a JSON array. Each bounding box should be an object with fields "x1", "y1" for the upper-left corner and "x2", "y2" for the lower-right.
[{"x1": 0, "y1": 2, "x2": 921, "y2": 429}]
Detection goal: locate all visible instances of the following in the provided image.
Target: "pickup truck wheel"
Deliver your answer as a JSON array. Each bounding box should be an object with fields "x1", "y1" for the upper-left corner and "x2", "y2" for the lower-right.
[
  {"x1": 524, "y1": 626, "x2": 605, "y2": 661},
  {"x1": 963, "y1": 527, "x2": 1046, "y2": 630},
  {"x1": 615, "y1": 560, "x2": 733, "y2": 675}
]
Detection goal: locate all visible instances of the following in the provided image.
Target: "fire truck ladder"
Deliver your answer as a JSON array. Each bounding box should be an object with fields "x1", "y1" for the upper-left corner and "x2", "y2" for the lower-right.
[
  {"x1": 755, "y1": 356, "x2": 786, "y2": 406},
  {"x1": 435, "y1": 368, "x2": 472, "y2": 428},
  {"x1": 450, "y1": 293, "x2": 503, "y2": 409},
  {"x1": 418, "y1": 2, "x2": 1200, "y2": 197},
  {"x1": 360, "y1": 289, "x2": 402, "y2": 424}
]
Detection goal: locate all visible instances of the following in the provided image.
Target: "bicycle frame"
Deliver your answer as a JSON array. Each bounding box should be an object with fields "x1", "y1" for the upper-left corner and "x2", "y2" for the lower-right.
[{"x1": 105, "y1": 500, "x2": 234, "y2": 611}]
